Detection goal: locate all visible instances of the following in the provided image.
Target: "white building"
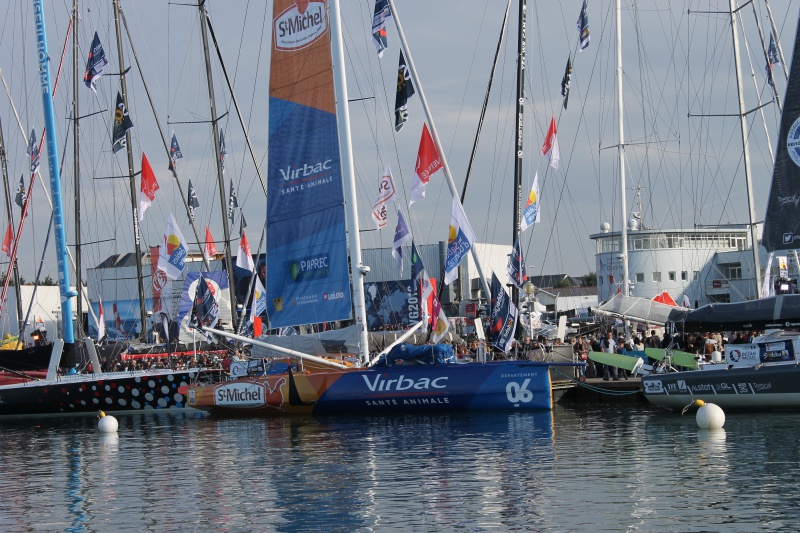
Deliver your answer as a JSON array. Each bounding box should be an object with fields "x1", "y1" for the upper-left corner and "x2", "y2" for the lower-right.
[
  {"x1": 590, "y1": 224, "x2": 757, "y2": 306},
  {"x1": 1, "y1": 285, "x2": 90, "y2": 346}
]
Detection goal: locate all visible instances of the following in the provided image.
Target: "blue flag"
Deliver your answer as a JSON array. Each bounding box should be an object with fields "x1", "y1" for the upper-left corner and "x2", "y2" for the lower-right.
[
  {"x1": 84, "y1": 31, "x2": 109, "y2": 93},
  {"x1": 577, "y1": 0, "x2": 590, "y2": 51},
  {"x1": 14, "y1": 175, "x2": 24, "y2": 209},
  {"x1": 168, "y1": 132, "x2": 183, "y2": 171},
  {"x1": 112, "y1": 92, "x2": 134, "y2": 154},
  {"x1": 490, "y1": 273, "x2": 518, "y2": 354},
  {"x1": 219, "y1": 129, "x2": 228, "y2": 173},
  {"x1": 392, "y1": 210, "x2": 413, "y2": 275},
  {"x1": 507, "y1": 238, "x2": 526, "y2": 289},
  {"x1": 189, "y1": 274, "x2": 220, "y2": 338},
  {"x1": 187, "y1": 179, "x2": 200, "y2": 221},
  {"x1": 371, "y1": 0, "x2": 391, "y2": 57},
  {"x1": 444, "y1": 196, "x2": 476, "y2": 285},
  {"x1": 766, "y1": 34, "x2": 780, "y2": 88}
]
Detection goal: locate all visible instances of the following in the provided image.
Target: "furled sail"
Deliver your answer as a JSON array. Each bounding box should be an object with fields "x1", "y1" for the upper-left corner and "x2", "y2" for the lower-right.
[
  {"x1": 762, "y1": 12, "x2": 800, "y2": 252},
  {"x1": 266, "y1": 0, "x2": 352, "y2": 328}
]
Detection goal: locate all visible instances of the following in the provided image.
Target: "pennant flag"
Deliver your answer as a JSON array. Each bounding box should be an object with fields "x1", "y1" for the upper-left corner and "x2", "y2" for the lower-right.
[
  {"x1": 411, "y1": 241, "x2": 434, "y2": 323},
  {"x1": 2, "y1": 222, "x2": 12, "y2": 257},
  {"x1": 392, "y1": 210, "x2": 413, "y2": 275},
  {"x1": 766, "y1": 33, "x2": 780, "y2": 88},
  {"x1": 27, "y1": 129, "x2": 40, "y2": 174},
  {"x1": 14, "y1": 176, "x2": 24, "y2": 209},
  {"x1": 250, "y1": 274, "x2": 267, "y2": 324},
  {"x1": 112, "y1": 92, "x2": 134, "y2": 153},
  {"x1": 444, "y1": 195, "x2": 476, "y2": 285},
  {"x1": 542, "y1": 116, "x2": 560, "y2": 170},
  {"x1": 189, "y1": 274, "x2": 220, "y2": 336},
  {"x1": 84, "y1": 31, "x2": 109, "y2": 93},
  {"x1": 507, "y1": 238, "x2": 526, "y2": 289},
  {"x1": 97, "y1": 297, "x2": 106, "y2": 340},
  {"x1": 430, "y1": 291, "x2": 450, "y2": 343},
  {"x1": 490, "y1": 272, "x2": 518, "y2": 354},
  {"x1": 395, "y1": 51, "x2": 416, "y2": 132},
  {"x1": 228, "y1": 180, "x2": 238, "y2": 224},
  {"x1": 237, "y1": 221, "x2": 254, "y2": 272},
  {"x1": 561, "y1": 55, "x2": 572, "y2": 109},
  {"x1": 158, "y1": 213, "x2": 188, "y2": 280},
  {"x1": 219, "y1": 129, "x2": 228, "y2": 173},
  {"x1": 168, "y1": 132, "x2": 183, "y2": 171},
  {"x1": 204, "y1": 225, "x2": 218, "y2": 260},
  {"x1": 371, "y1": 164, "x2": 398, "y2": 229},
  {"x1": 520, "y1": 172, "x2": 541, "y2": 231},
  {"x1": 187, "y1": 179, "x2": 200, "y2": 222},
  {"x1": 138, "y1": 152, "x2": 160, "y2": 222},
  {"x1": 371, "y1": 0, "x2": 391, "y2": 57},
  {"x1": 409, "y1": 124, "x2": 441, "y2": 206},
  {"x1": 577, "y1": 0, "x2": 590, "y2": 51}
]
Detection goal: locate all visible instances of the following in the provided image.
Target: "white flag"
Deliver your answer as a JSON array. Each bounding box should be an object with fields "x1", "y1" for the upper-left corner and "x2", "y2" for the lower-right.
[
  {"x1": 250, "y1": 274, "x2": 267, "y2": 324},
  {"x1": 158, "y1": 213, "x2": 188, "y2": 280},
  {"x1": 520, "y1": 172, "x2": 541, "y2": 232},
  {"x1": 371, "y1": 165, "x2": 398, "y2": 229},
  {"x1": 444, "y1": 196, "x2": 476, "y2": 285},
  {"x1": 97, "y1": 298, "x2": 106, "y2": 340},
  {"x1": 237, "y1": 230, "x2": 255, "y2": 272},
  {"x1": 542, "y1": 116, "x2": 560, "y2": 170}
]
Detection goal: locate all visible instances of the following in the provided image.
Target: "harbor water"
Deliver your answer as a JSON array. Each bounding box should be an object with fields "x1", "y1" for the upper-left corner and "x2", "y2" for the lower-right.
[{"x1": 1, "y1": 403, "x2": 799, "y2": 532}]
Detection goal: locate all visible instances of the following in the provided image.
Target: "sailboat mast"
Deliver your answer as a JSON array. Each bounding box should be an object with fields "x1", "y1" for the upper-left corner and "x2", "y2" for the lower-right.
[
  {"x1": 33, "y1": 0, "x2": 76, "y2": 344},
  {"x1": 72, "y1": 0, "x2": 83, "y2": 338},
  {"x1": 512, "y1": 0, "x2": 526, "y2": 304},
  {"x1": 389, "y1": 0, "x2": 493, "y2": 302},
  {"x1": 113, "y1": 0, "x2": 148, "y2": 339},
  {"x1": 329, "y1": 0, "x2": 370, "y2": 364},
  {"x1": 729, "y1": 0, "x2": 762, "y2": 295},
  {"x1": 198, "y1": 0, "x2": 239, "y2": 331},
  {"x1": 0, "y1": 119, "x2": 24, "y2": 336},
  {"x1": 616, "y1": 0, "x2": 630, "y2": 298}
]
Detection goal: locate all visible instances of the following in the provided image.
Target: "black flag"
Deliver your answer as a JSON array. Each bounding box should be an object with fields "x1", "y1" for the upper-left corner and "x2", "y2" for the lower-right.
[
  {"x1": 14, "y1": 176, "x2": 24, "y2": 209},
  {"x1": 111, "y1": 92, "x2": 133, "y2": 153},
  {"x1": 228, "y1": 181, "x2": 238, "y2": 224},
  {"x1": 394, "y1": 51, "x2": 415, "y2": 132},
  {"x1": 187, "y1": 179, "x2": 200, "y2": 221},
  {"x1": 561, "y1": 56, "x2": 572, "y2": 109}
]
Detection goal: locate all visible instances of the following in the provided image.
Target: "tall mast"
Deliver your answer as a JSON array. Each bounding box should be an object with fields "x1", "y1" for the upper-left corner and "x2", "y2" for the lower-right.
[
  {"x1": 729, "y1": 0, "x2": 762, "y2": 295},
  {"x1": 389, "y1": 0, "x2": 493, "y2": 303},
  {"x1": 616, "y1": 0, "x2": 630, "y2": 298},
  {"x1": 512, "y1": 0, "x2": 526, "y2": 304},
  {"x1": 198, "y1": 0, "x2": 238, "y2": 330},
  {"x1": 33, "y1": 0, "x2": 76, "y2": 344},
  {"x1": 330, "y1": 0, "x2": 369, "y2": 364},
  {"x1": 0, "y1": 119, "x2": 24, "y2": 336},
  {"x1": 113, "y1": 0, "x2": 148, "y2": 339},
  {"x1": 72, "y1": 0, "x2": 83, "y2": 338}
]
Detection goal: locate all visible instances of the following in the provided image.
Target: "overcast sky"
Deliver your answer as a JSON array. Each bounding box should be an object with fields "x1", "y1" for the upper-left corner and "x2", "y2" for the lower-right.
[{"x1": 0, "y1": 0, "x2": 796, "y2": 294}]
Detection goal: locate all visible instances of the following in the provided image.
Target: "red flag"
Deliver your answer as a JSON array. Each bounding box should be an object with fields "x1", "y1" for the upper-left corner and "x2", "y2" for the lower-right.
[
  {"x1": 1, "y1": 223, "x2": 12, "y2": 257},
  {"x1": 541, "y1": 115, "x2": 560, "y2": 169},
  {"x1": 237, "y1": 230, "x2": 254, "y2": 271},
  {"x1": 253, "y1": 316, "x2": 263, "y2": 337},
  {"x1": 138, "y1": 152, "x2": 160, "y2": 222},
  {"x1": 409, "y1": 124, "x2": 441, "y2": 205},
  {"x1": 205, "y1": 225, "x2": 218, "y2": 260}
]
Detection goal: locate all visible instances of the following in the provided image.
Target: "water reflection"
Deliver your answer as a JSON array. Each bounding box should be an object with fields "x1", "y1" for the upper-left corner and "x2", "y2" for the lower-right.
[{"x1": 2, "y1": 408, "x2": 800, "y2": 531}]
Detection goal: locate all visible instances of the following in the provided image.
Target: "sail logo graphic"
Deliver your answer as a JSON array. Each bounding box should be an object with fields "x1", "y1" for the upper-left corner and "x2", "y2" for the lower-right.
[
  {"x1": 787, "y1": 116, "x2": 800, "y2": 168},
  {"x1": 215, "y1": 383, "x2": 266, "y2": 406},
  {"x1": 166, "y1": 233, "x2": 187, "y2": 270},
  {"x1": 279, "y1": 159, "x2": 333, "y2": 182},
  {"x1": 274, "y1": 1, "x2": 328, "y2": 51},
  {"x1": 289, "y1": 254, "x2": 330, "y2": 282}
]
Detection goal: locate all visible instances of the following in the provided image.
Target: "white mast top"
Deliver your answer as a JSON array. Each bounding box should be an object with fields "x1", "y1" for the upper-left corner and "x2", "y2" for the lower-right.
[{"x1": 616, "y1": 0, "x2": 630, "y2": 297}]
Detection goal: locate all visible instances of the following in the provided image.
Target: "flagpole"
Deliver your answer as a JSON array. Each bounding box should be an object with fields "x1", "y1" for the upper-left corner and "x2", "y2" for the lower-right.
[
  {"x1": 511, "y1": 0, "x2": 526, "y2": 308},
  {"x1": 0, "y1": 120, "x2": 24, "y2": 337},
  {"x1": 113, "y1": 0, "x2": 149, "y2": 339},
  {"x1": 330, "y1": 0, "x2": 371, "y2": 366},
  {"x1": 389, "y1": 0, "x2": 493, "y2": 304}
]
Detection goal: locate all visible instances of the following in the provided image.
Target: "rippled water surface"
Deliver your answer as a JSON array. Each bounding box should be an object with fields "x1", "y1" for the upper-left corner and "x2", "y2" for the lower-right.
[{"x1": 2, "y1": 403, "x2": 800, "y2": 532}]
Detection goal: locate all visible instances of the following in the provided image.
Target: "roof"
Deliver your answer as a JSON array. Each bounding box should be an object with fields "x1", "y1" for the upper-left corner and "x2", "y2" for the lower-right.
[{"x1": 528, "y1": 274, "x2": 583, "y2": 289}]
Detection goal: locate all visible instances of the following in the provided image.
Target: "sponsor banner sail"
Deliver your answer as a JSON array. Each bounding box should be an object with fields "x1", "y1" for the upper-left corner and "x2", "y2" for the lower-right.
[
  {"x1": 267, "y1": 0, "x2": 352, "y2": 328},
  {"x1": 762, "y1": 14, "x2": 800, "y2": 252}
]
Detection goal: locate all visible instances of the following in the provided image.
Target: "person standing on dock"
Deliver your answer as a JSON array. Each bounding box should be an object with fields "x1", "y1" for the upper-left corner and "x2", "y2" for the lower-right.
[
  {"x1": 573, "y1": 335, "x2": 590, "y2": 378},
  {"x1": 601, "y1": 331, "x2": 618, "y2": 381}
]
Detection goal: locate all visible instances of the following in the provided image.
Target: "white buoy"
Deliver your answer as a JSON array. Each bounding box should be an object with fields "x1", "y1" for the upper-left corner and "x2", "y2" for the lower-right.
[
  {"x1": 97, "y1": 410, "x2": 119, "y2": 433},
  {"x1": 694, "y1": 399, "x2": 725, "y2": 429}
]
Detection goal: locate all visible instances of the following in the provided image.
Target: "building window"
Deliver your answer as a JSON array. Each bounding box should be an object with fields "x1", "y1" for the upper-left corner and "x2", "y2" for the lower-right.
[
  {"x1": 681, "y1": 271, "x2": 688, "y2": 281},
  {"x1": 693, "y1": 271, "x2": 700, "y2": 280},
  {"x1": 635, "y1": 272, "x2": 644, "y2": 283},
  {"x1": 720, "y1": 262, "x2": 742, "y2": 280},
  {"x1": 652, "y1": 272, "x2": 661, "y2": 282},
  {"x1": 668, "y1": 271, "x2": 676, "y2": 281}
]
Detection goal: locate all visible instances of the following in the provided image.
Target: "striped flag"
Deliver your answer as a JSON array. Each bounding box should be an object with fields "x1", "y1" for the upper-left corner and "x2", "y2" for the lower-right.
[{"x1": 577, "y1": 0, "x2": 590, "y2": 51}]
